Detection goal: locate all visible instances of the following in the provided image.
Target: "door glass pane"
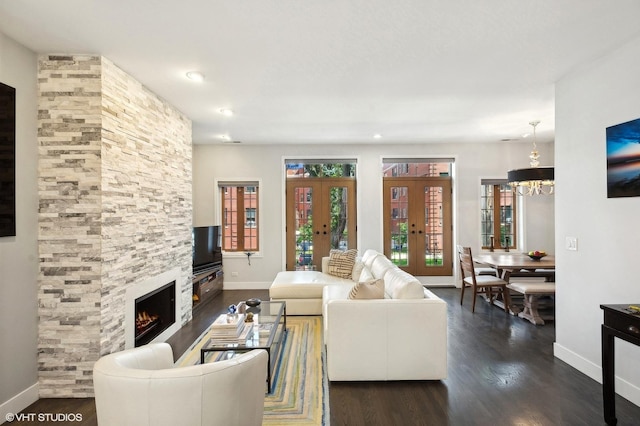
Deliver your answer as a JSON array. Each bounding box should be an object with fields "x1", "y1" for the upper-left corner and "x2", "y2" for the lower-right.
[
  {"x1": 499, "y1": 184, "x2": 515, "y2": 248},
  {"x1": 294, "y1": 186, "x2": 314, "y2": 269},
  {"x1": 389, "y1": 186, "x2": 409, "y2": 266},
  {"x1": 480, "y1": 184, "x2": 494, "y2": 247},
  {"x1": 424, "y1": 186, "x2": 444, "y2": 267},
  {"x1": 243, "y1": 186, "x2": 258, "y2": 250},
  {"x1": 329, "y1": 186, "x2": 349, "y2": 250},
  {"x1": 222, "y1": 187, "x2": 238, "y2": 250}
]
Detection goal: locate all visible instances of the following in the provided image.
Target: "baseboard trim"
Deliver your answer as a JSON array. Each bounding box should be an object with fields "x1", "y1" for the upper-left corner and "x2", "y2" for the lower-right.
[
  {"x1": 1, "y1": 383, "x2": 38, "y2": 424},
  {"x1": 554, "y1": 342, "x2": 640, "y2": 406}
]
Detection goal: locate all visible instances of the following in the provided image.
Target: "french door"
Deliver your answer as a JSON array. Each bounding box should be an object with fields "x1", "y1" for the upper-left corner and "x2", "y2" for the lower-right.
[
  {"x1": 286, "y1": 179, "x2": 357, "y2": 271},
  {"x1": 383, "y1": 177, "x2": 452, "y2": 276}
]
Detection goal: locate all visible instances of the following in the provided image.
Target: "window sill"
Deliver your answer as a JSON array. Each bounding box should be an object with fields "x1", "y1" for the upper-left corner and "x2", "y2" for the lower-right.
[{"x1": 223, "y1": 251, "x2": 262, "y2": 259}]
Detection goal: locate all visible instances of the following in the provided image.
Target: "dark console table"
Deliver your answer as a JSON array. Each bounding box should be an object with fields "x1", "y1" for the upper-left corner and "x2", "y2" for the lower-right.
[{"x1": 600, "y1": 304, "x2": 640, "y2": 425}]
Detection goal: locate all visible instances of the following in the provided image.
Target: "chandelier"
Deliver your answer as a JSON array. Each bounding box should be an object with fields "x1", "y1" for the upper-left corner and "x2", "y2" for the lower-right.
[{"x1": 507, "y1": 120, "x2": 554, "y2": 195}]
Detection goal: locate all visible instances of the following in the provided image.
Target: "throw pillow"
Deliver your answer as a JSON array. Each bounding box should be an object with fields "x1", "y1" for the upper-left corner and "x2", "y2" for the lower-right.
[
  {"x1": 327, "y1": 249, "x2": 357, "y2": 278},
  {"x1": 351, "y1": 260, "x2": 364, "y2": 281},
  {"x1": 348, "y1": 278, "x2": 384, "y2": 299}
]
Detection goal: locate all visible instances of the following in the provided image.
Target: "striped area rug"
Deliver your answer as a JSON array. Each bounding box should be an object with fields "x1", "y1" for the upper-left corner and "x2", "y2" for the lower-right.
[{"x1": 176, "y1": 316, "x2": 329, "y2": 425}]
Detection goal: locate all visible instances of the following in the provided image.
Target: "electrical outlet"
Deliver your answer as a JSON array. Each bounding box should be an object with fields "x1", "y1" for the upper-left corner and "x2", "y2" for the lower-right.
[
  {"x1": 565, "y1": 237, "x2": 578, "y2": 251},
  {"x1": 231, "y1": 271, "x2": 239, "y2": 277}
]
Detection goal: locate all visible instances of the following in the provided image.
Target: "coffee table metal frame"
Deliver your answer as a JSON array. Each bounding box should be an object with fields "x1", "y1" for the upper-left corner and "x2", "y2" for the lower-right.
[{"x1": 200, "y1": 300, "x2": 287, "y2": 393}]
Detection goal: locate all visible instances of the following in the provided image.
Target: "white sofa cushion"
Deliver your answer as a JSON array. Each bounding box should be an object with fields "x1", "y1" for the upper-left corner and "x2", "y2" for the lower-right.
[
  {"x1": 351, "y1": 260, "x2": 365, "y2": 281},
  {"x1": 361, "y1": 249, "x2": 381, "y2": 269},
  {"x1": 370, "y1": 254, "x2": 395, "y2": 279},
  {"x1": 358, "y1": 266, "x2": 374, "y2": 282},
  {"x1": 384, "y1": 268, "x2": 425, "y2": 299}
]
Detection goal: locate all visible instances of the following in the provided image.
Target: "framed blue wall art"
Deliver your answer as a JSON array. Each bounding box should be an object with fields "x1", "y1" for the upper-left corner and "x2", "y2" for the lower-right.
[{"x1": 606, "y1": 117, "x2": 640, "y2": 198}]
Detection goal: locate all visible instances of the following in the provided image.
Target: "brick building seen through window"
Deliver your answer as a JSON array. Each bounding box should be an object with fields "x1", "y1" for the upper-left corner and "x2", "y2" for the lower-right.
[{"x1": 221, "y1": 184, "x2": 258, "y2": 252}]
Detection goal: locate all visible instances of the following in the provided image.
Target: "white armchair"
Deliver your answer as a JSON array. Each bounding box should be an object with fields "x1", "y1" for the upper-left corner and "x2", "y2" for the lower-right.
[{"x1": 93, "y1": 343, "x2": 267, "y2": 426}]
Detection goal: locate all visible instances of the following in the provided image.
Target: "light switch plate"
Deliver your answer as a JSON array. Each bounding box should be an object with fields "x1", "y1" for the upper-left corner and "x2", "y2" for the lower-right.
[{"x1": 566, "y1": 237, "x2": 578, "y2": 251}]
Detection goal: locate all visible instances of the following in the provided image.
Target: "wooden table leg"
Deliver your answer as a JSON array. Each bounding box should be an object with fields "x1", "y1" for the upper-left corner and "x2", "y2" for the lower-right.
[
  {"x1": 518, "y1": 294, "x2": 545, "y2": 325},
  {"x1": 498, "y1": 269, "x2": 521, "y2": 315},
  {"x1": 478, "y1": 268, "x2": 521, "y2": 315},
  {"x1": 602, "y1": 325, "x2": 617, "y2": 425}
]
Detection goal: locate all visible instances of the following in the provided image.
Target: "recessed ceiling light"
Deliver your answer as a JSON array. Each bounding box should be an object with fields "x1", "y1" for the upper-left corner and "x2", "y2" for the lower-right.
[
  {"x1": 373, "y1": 134, "x2": 382, "y2": 139},
  {"x1": 219, "y1": 108, "x2": 234, "y2": 117},
  {"x1": 186, "y1": 71, "x2": 205, "y2": 82}
]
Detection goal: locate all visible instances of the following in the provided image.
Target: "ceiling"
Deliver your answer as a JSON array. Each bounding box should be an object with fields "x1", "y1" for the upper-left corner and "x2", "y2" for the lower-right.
[{"x1": 1, "y1": 0, "x2": 640, "y2": 146}]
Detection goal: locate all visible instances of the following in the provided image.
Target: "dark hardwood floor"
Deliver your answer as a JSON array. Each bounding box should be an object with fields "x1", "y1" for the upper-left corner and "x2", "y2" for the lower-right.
[{"x1": 15, "y1": 288, "x2": 640, "y2": 425}]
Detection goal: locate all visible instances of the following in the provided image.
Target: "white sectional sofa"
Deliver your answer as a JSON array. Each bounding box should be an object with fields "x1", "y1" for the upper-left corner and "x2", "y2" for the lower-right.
[
  {"x1": 269, "y1": 249, "x2": 448, "y2": 381},
  {"x1": 322, "y1": 250, "x2": 447, "y2": 381}
]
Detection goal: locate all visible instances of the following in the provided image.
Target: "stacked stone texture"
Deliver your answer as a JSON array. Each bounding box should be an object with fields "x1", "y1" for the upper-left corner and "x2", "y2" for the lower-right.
[{"x1": 37, "y1": 55, "x2": 192, "y2": 397}]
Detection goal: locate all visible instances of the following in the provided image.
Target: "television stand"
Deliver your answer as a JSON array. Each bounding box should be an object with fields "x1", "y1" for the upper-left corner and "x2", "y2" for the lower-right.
[{"x1": 192, "y1": 265, "x2": 223, "y2": 312}]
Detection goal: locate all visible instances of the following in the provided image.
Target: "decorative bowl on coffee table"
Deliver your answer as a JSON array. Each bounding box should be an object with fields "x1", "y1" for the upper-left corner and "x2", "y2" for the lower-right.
[{"x1": 246, "y1": 298, "x2": 261, "y2": 307}]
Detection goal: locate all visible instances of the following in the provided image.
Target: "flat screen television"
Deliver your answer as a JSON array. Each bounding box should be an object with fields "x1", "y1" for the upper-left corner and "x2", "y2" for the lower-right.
[
  {"x1": 0, "y1": 82, "x2": 16, "y2": 237},
  {"x1": 192, "y1": 226, "x2": 222, "y2": 273}
]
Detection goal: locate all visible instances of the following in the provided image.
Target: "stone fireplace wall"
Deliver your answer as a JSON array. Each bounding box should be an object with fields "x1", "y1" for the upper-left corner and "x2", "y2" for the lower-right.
[{"x1": 37, "y1": 55, "x2": 192, "y2": 397}]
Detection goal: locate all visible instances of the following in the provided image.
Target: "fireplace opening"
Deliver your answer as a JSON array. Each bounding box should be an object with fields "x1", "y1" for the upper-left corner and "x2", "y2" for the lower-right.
[{"x1": 134, "y1": 281, "x2": 176, "y2": 347}]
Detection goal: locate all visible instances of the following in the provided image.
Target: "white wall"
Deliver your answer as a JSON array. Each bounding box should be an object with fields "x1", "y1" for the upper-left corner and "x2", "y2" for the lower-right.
[
  {"x1": 554, "y1": 34, "x2": 640, "y2": 405},
  {"x1": 193, "y1": 140, "x2": 554, "y2": 288},
  {"x1": 0, "y1": 34, "x2": 39, "y2": 415}
]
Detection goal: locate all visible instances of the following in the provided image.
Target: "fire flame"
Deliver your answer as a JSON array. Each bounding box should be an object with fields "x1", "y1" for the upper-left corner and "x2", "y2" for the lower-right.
[{"x1": 136, "y1": 311, "x2": 159, "y2": 332}]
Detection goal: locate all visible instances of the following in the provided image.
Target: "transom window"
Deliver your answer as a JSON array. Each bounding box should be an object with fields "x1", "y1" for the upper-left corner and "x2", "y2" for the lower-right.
[{"x1": 286, "y1": 160, "x2": 356, "y2": 178}]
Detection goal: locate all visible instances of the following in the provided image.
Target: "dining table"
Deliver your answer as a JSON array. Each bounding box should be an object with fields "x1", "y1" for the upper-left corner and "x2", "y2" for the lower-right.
[
  {"x1": 473, "y1": 252, "x2": 556, "y2": 319},
  {"x1": 474, "y1": 252, "x2": 555, "y2": 281}
]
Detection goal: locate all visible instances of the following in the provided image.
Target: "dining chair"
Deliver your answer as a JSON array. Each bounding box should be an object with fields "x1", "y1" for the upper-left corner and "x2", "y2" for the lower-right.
[{"x1": 457, "y1": 245, "x2": 512, "y2": 314}]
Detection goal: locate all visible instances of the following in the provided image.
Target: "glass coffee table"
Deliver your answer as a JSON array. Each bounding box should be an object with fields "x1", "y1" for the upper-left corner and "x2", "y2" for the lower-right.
[{"x1": 200, "y1": 300, "x2": 287, "y2": 393}]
